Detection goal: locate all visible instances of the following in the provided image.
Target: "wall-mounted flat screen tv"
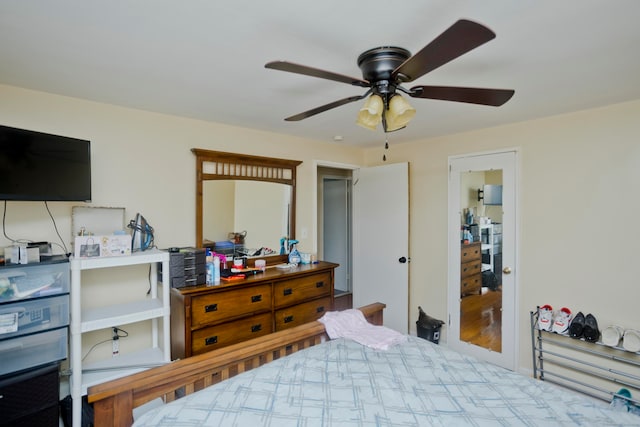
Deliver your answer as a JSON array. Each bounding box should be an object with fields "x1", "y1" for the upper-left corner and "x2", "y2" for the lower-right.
[
  {"x1": 483, "y1": 184, "x2": 502, "y2": 206},
  {"x1": 0, "y1": 125, "x2": 91, "y2": 202}
]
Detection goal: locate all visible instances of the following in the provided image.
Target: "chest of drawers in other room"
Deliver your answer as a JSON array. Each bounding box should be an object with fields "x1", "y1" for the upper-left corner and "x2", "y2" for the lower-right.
[
  {"x1": 170, "y1": 261, "x2": 337, "y2": 359},
  {"x1": 460, "y1": 242, "x2": 482, "y2": 297}
]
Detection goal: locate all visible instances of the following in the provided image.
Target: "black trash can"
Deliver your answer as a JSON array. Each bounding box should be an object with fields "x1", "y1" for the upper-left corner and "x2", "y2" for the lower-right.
[{"x1": 416, "y1": 306, "x2": 444, "y2": 344}]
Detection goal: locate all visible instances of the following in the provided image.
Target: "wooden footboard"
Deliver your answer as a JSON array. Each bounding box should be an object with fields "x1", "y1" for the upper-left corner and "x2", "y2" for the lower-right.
[{"x1": 88, "y1": 302, "x2": 385, "y2": 427}]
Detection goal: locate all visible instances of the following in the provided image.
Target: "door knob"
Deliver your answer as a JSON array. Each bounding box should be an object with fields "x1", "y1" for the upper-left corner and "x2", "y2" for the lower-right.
[
  {"x1": 398, "y1": 257, "x2": 407, "y2": 263},
  {"x1": 503, "y1": 266, "x2": 512, "y2": 275}
]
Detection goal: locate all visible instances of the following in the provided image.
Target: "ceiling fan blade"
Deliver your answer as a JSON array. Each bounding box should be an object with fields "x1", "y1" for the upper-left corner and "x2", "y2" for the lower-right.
[
  {"x1": 409, "y1": 85, "x2": 514, "y2": 106},
  {"x1": 285, "y1": 95, "x2": 366, "y2": 121},
  {"x1": 266, "y1": 61, "x2": 370, "y2": 88},
  {"x1": 393, "y1": 19, "x2": 496, "y2": 82}
]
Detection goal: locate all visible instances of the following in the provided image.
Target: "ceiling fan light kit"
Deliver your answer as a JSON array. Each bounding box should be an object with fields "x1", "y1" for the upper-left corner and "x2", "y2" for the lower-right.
[
  {"x1": 356, "y1": 94, "x2": 384, "y2": 130},
  {"x1": 385, "y1": 95, "x2": 416, "y2": 132},
  {"x1": 266, "y1": 19, "x2": 514, "y2": 133}
]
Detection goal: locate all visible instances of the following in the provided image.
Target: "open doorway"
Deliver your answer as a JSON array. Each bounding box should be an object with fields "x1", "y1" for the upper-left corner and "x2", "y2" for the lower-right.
[{"x1": 317, "y1": 167, "x2": 353, "y2": 311}]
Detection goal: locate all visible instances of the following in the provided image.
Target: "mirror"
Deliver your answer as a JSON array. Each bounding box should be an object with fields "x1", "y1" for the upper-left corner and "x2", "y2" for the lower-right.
[
  {"x1": 202, "y1": 180, "x2": 291, "y2": 252},
  {"x1": 459, "y1": 169, "x2": 503, "y2": 352},
  {"x1": 193, "y1": 149, "x2": 302, "y2": 264}
]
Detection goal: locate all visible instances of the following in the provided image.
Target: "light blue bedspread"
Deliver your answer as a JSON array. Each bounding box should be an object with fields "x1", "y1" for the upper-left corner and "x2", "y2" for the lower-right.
[{"x1": 134, "y1": 336, "x2": 640, "y2": 426}]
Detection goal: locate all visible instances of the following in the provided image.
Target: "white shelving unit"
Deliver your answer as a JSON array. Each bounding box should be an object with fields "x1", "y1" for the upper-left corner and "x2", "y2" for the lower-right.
[
  {"x1": 69, "y1": 249, "x2": 170, "y2": 427},
  {"x1": 480, "y1": 224, "x2": 494, "y2": 272}
]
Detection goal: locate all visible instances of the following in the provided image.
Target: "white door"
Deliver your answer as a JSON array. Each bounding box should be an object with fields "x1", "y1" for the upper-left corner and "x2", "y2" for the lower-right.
[
  {"x1": 448, "y1": 150, "x2": 518, "y2": 370},
  {"x1": 353, "y1": 162, "x2": 409, "y2": 333}
]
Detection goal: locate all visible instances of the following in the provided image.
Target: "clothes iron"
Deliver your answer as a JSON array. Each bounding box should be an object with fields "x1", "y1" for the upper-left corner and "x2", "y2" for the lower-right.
[{"x1": 128, "y1": 213, "x2": 154, "y2": 252}]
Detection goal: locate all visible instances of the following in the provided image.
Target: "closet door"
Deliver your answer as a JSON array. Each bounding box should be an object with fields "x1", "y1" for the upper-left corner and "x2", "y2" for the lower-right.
[
  {"x1": 353, "y1": 162, "x2": 409, "y2": 333},
  {"x1": 448, "y1": 150, "x2": 518, "y2": 371}
]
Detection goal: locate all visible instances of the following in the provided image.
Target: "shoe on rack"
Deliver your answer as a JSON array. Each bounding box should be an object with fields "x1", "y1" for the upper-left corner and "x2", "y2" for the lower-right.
[
  {"x1": 622, "y1": 329, "x2": 640, "y2": 353},
  {"x1": 583, "y1": 313, "x2": 600, "y2": 342},
  {"x1": 537, "y1": 305, "x2": 554, "y2": 331},
  {"x1": 552, "y1": 307, "x2": 572, "y2": 335},
  {"x1": 602, "y1": 325, "x2": 623, "y2": 347},
  {"x1": 569, "y1": 312, "x2": 585, "y2": 338},
  {"x1": 610, "y1": 388, "x2": 632, "y2": 413}
]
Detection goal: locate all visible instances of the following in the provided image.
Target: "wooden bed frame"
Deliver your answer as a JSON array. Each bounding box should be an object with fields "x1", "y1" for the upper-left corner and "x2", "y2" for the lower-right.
[{"x1": 88, "y1": 302, "x2": 386, "y2": 427}]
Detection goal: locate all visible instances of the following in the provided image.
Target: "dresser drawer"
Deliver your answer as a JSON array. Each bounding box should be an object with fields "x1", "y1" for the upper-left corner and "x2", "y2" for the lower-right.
[
  {"x1": 274, "y1": 272, "x2": 331, "y2": 308},
  {"x1": 461, "y1": 274, "x2": 481, "y2": 296},
  {"x1": 275, "y1": 296, "x2": 331, "y2": 331},
  {"x1": 191, "y1": 312, "x2": 272, "y2": 355},
  {"x1": 0, "y1": 327, "x2": 67, "y2": 377},
  {"x1": 191, "y1": 285, "x2": 271, "y2": 328},
  {"x1": 460, "y1": 243, "x2": 481, "y2": 263},
  {"x1": 0, "y1": 362, "x2": 59, "y2": 426},
  {"x1": 0, "y1": 260, "x2": 69, "y2": 304},
  {"x1": 0, "y1": 294, "x2": 69, "y2": 340},
  {"x1": 461, "y1": 260, "x2": 481, "y2": 279}
]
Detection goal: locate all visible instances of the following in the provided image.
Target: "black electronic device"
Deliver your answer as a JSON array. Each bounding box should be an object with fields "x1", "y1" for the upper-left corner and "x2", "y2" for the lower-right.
[{"x1": 0, "y1": 124, "x2": 91, "y2": 202}]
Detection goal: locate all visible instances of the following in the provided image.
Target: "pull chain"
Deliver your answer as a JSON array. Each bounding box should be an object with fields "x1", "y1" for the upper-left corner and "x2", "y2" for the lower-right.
[{"x1": 383, "y1": 134, "x2": 389, "y2": 161}]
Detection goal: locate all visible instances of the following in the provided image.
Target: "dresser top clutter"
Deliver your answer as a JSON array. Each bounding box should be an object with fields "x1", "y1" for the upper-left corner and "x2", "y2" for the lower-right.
[{"x1": 176, "y1": 261, "x2": 337, "y2": 295}]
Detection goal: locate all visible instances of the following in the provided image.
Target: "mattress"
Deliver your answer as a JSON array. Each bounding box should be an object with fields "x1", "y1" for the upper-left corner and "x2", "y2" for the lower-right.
[{"x1": 133, "y1": 336, "x2": 639, "y2": 426}]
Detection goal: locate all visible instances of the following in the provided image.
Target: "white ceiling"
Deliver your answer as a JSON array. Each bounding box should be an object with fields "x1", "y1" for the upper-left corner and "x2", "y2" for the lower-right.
[{"x1": 1, "y1": 1, "x2": 639, "y2": 148}]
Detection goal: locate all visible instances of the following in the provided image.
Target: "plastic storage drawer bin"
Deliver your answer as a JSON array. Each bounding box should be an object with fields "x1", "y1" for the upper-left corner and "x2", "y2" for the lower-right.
[
  {"x1": 0, "y1": 362, "x2": 60, "y2": 427},
  {"x1": 0, "y1": 327, "x2": 68, "y2": 376},
  {"x1": 0, "y1": 294, "x2": 69, "y2": 340},
  {"x1": 0, "y1": 257, "x2": 69, "y2": 303}
]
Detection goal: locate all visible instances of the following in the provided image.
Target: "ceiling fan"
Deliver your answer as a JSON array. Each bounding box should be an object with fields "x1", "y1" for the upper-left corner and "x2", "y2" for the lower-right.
[{"x1": 265, "y1": 19, "x2": 514, "y2": 132}]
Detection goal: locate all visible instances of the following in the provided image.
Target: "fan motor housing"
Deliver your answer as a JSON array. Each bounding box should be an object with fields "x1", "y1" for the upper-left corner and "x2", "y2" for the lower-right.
[{"x1": 357, "y1": 47, "x2": 411, "y2": 82}]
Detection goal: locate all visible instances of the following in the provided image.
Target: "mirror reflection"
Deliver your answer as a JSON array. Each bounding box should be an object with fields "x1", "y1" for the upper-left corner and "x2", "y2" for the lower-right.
[
  {"x1": 459, "y1": 169, "x2": 503, "y2": 352},
  {"x1": 203, "y1": 180, "x2": 291, "y2": 255}
]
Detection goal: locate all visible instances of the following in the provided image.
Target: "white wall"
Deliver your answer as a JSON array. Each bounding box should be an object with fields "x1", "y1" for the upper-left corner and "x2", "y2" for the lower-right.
[
  {"x1": 0, "y1": 84, "x2": 364, "y2": 361},
  {"x1": 364, "y1": 99, "x2": 640, "y2": 370},
  {"x1": 3, "y1": 83, "x2": 639, "y2": 373}
]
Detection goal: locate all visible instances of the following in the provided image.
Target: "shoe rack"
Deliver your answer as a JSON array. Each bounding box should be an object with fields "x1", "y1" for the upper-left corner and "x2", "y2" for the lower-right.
[{"x1": 530, "y1": 309, "x2": 640, "y2": 407}]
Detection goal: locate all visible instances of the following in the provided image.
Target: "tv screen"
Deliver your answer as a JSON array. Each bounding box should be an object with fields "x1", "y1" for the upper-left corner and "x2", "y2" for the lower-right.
[
  {"x1": 483, "y1": 184, "x2": 502, "y2": 206},
  {"x1": 0, "y1": 125, "x2": 92, "y2": 202}
]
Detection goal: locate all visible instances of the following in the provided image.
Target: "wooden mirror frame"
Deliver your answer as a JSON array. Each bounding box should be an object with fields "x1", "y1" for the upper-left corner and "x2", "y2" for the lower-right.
[{"x1": 193, "y1": 148, "x2": 302, "y2": 264}]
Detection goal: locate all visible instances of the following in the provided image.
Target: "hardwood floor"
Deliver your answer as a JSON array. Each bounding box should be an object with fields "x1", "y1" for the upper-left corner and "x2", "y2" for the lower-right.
[
  {"x1": 460, "y1": 287, "x2": 502, "y2": 352},
  {"x1": 334, "y1": 291, "x2": 353, "y2": 311}
]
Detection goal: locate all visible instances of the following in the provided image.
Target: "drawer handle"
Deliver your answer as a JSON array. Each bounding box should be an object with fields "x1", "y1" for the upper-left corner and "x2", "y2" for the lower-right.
[
  {"x1": 284, "y1": 315, "x2": 294, "y2": 323},
  {"x1": 315, "y1": 281, "x2": 324, "y2": 288},
  {"x1": 205, "y1": 304, "x2": 218, "y2": 312},
  {"x1": 251, "y1": 295, "x2": 262, "y2": 303},
  {"x1": 316, "y1": 306, "x2": 325, "y2": 313},
  {"x1": 283, "y1": 288, "x2": 293, "y2": 296},
  {"x1": 205, "y1": 336, "x2": 218, "y2": 346},
  {"x1": 251, "y1": 324, "x2": 262, "y2": 333}
]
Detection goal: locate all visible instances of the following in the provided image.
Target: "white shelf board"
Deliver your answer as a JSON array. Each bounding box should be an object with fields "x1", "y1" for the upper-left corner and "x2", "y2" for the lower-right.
[
  {"x1": 80, "y1": 299, "x2": 167, "y2": 332},
  {"x1": 70, "y1": 249, "x2": 169, "y2": 271},
  {"x1": 76, "y1": 347, "x2": 168, "y2": 395}
]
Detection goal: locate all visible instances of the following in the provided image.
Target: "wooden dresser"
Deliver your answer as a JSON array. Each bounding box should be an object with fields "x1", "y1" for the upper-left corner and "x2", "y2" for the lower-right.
[
  {"x1": 170, "y1": 261, "x2": 337, "y2": 359},
  {"x1": 460, "y1": 242, "x2": 482, "y2": 297}
]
